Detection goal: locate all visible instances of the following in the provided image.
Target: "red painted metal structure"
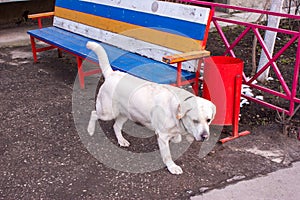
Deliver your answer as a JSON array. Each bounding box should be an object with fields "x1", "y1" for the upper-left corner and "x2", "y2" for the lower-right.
[
  {"x1": 181, "y1": 0, "x2": 300, "y2": 117},
  {"x1": 203, "y1": 56, "x2": 250, "y2": 143},
  {"x1": 29, "y1": 0, "x2": 300, "y2": 118}
]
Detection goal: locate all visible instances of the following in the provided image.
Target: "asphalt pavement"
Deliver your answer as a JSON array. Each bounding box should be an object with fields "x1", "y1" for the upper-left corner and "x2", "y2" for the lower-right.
[{"x1": 1, "y1": 23, "x2": 300, "y2": 200}]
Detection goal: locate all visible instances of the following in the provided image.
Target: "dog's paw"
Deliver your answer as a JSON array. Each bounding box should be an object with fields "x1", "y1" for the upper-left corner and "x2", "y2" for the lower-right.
[
  {"x1": 186, "y1": 135, "x2": 194, "y2": 143},
  {"x1": 87, "y1": 111, "x2": 98, "y2": 136},
  {"x1": 87, "y1": 122, "x2": 95, "y2": 136},
  {"x1": 118, "y1": 138, "x2": 130, "y2": 147},
  {"x1": 167, "y1": 164, "x2": 183, "y2": 175},
  {"x1": 171, "y1": 134, "x2": 182, "y2": 143}
]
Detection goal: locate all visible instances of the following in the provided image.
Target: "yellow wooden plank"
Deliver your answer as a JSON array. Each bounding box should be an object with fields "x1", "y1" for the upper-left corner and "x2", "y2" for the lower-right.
[
  {"x1": 162, "y1": 50, "x2": 211, "y2": 64},
  {"x1": 28, "y1": 12, "x2": 54, "y2": 19},
  {"x1": 55, "y1": 7, "x2": 203, "y2": 52}
]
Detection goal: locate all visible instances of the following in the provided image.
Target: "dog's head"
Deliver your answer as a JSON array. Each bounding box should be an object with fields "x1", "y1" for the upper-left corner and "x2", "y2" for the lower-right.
[{"x1": 177, "y1": 96, "x2": 216, "y2": 142}]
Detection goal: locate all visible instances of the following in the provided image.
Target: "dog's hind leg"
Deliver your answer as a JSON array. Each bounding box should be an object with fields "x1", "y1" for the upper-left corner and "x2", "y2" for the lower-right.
[
  {"x1": 113, "y1": 115, "x2": 130, "y2": 147},
  {"x1": 87, "y1": 110, "x2": 99, "y2": 136}
]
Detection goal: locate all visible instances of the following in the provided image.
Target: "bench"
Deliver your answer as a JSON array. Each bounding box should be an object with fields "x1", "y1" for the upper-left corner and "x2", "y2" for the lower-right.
[{"x1": 28, "y1": 0, "x2": 212, "y2": 94}]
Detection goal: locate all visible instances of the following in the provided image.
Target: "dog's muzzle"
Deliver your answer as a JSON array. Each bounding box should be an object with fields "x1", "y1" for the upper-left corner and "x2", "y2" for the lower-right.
[
  {"x1": 180, "y1": 119, "x2": 209, "y2": 142},
  {"x1": 201, "y1": 132, "x2": 209, "y2": 141},
  {"x1": 196, "y1": 131, "x2": 209, "y2": 142}
]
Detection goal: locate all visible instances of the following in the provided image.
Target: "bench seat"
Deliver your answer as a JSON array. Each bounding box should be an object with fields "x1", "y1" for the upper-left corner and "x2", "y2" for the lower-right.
[{"x1": 28, "y1": 27, "x2": 195, "y2": 85}]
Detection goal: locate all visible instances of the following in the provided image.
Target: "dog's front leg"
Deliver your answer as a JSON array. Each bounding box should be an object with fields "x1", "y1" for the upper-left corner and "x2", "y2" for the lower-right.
[{"x1": 157, "y1": 133, "x2": 183, "y2": 175}]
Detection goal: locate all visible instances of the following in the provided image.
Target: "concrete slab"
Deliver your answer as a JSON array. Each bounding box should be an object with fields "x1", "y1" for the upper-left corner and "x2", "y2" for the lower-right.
[
  {"x1": 0, "y1": 26, "x2": 34, "y2": 47},
  {"x1": 192, "y1": 161, "x2": 300, "y2": 200}
]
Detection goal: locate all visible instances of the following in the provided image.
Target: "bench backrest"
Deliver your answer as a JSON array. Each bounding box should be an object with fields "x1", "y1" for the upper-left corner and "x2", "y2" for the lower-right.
[{"x1": 53, "y1": 0, "x2": 212, "y2": 70}]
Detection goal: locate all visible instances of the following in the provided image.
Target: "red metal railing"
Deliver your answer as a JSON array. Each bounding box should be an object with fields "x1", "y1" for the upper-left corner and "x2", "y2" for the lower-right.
[{"x1": 181, "y1": 0, "x2": 300, "y2": 116}]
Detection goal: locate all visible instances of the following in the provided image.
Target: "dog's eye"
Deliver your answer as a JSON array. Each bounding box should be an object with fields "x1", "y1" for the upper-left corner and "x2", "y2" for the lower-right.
[
  {"x1": 193, "y1": 120, "x2": 200, "y2": 124},
  {"x1": 207, "y1": 119, "x2": 211, "y2": 123}
]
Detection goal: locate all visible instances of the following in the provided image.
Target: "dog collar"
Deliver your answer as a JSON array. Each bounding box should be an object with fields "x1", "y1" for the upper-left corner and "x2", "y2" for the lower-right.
[
  {"x1": 178, "y1": 96, "x2": 194, "y2": 132},
  {"x1": 183, "y1": 96, "x2": 194, "y2": 102},
  {"x1": 179, "y1": 118, "x2": 189, "y2": 133}
]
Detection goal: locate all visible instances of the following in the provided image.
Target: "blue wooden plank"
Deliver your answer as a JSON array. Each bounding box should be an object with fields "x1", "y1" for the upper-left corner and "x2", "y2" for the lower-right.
[
  {"x1": 27, "y1": 27, "x2": 195, "y2": 84},
  {"x1": 55, "y1": 0, "x2": 206, "y2": 40}
]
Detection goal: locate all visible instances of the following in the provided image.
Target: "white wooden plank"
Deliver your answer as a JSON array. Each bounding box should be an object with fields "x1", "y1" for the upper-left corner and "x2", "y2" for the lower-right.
[
  {"x1": 0, "y1": 0, "x2": 28, "y2": 3},
  {"x1": 79, "y1": 0, "x2": 211, "y2": 24}
]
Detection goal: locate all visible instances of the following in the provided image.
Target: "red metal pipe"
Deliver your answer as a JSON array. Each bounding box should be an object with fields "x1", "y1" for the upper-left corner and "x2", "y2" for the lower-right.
[
  {"x1": 212, "y1": 19, "x2": 235, "y2": 57},
  {"x1": 176, "y1": 62, "x2": 182, "y2": 87},
  {"x1": 30, "y1": 36, "x2": 38, "y2": 63},
  {"x1": 76, "y1": 56, "x2": 85, "y2": 89},
  {"x1": 223, "y1": 27, "x2": 251, "y2": 56},
  {"x1": 187, "y1": 0, "x2": 300, "y2": 116},
  {"x1": 181, "y1": 0, "x2": 300, "y2": 20},
  {"x1": 213, "y1": 17, "x2": 299, "y2": 35},
  {"x1": 289, "y1": 29, "x2": 300, "y2": 115}
]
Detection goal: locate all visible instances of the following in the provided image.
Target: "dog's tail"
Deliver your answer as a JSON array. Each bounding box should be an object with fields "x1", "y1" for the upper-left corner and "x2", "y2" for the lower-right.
[{"x1": 86, "y1": 41, "x2": 113, "y2": 78}]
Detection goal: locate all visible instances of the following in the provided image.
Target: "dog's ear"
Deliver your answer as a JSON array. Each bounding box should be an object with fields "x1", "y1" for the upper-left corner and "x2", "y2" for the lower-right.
[
  {"x1": 176, "y1": 103, "x2": 192, "y2": 119},
  {"x1": 176, "y1": 104, "x2": 183, "y2": 119},
  {"x1": 210, "y1": 103, "x2": 217, "y2": 121}
]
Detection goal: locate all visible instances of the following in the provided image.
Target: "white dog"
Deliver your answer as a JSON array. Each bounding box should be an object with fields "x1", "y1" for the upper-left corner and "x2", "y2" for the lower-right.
[{"x1": 86, "y1": 41, "x2": 216, "y2": 175}]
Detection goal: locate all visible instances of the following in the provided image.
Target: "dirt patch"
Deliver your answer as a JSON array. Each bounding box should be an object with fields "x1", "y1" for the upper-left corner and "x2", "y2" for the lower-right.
[{"x1": 0, "y1": 22, "x2": 300, "y2": 199}]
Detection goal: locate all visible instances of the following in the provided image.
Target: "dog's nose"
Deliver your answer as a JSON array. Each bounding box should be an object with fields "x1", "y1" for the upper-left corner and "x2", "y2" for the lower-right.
[{"x1": 201, "y1": 132, "x2": 209, "y2": 141}]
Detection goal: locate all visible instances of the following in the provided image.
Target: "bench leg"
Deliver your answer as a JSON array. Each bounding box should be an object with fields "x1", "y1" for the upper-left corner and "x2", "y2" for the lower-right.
[
  {"x1": 192, "y1": 78, "x2": 199, "y2": 96},
  {"x1": 177, "y1": 61, "x2": 200, "y2": 95},
  {"x1": 192, "y1": 60, "x2": 201, "y2": 96},
  {"x1": 58, "y1": 49, "x2": 62, "y2": 58},
  {"x1": 30, "y1": 36, "x2": 38, "y2": 63},
  {"x1": 176, "y1": 62, "x2": 182, "y2": 87},
  {"x1": 76, "y1": 56, "x2": 85, "y2": 89},
  {"x1": 37, "y1": 18, "x2": 43, "y2": 29}
]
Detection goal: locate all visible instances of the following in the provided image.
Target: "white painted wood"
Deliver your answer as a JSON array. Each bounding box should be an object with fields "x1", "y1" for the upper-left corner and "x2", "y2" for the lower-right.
[
  {"x1": 0, "y1": 0, "x2": 28, "y2": 3},
  {"x1": 54, "y1": 17, "x2": 197, "y2": 71},
  {"x1": 256, "y1": 0, "x2": 284, "y2": 82},
  {"x1": 80, "y1": 0, "x2": 211, "y2": 24}
]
